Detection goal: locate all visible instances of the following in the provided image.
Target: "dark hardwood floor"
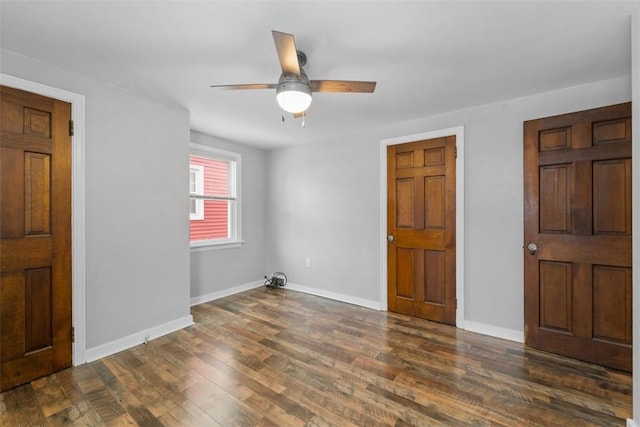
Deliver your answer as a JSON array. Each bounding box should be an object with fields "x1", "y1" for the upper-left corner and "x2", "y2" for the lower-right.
[{"x1": 0, "y1": 288, "x2": 632, "y2": 426}]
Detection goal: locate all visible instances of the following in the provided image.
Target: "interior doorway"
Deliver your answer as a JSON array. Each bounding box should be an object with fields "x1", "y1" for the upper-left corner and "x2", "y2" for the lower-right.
[
  {"x1": 380, "y1": 126, "x2": 465, "y2": 326},
  {"x1": 386, "y1": 136, "x2": 457, "y2": 324},
  {"x1": 0, "y1": 74, "x2": 87, "y2": 368}
]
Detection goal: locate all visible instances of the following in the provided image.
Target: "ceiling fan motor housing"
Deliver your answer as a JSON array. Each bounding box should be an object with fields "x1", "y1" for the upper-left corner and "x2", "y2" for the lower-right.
[{"x1": 276, "y1": 71, "x2": 312, "y2": 113}]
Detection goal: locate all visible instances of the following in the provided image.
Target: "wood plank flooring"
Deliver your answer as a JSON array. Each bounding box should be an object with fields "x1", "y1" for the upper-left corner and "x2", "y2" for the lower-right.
[{"x1": 0, "y1": 288, "x2": 632, "y2": 426}]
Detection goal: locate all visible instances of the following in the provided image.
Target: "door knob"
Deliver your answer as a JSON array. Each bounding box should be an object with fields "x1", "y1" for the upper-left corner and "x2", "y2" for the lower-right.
[
  {"x1": 527, "y1": 242, "x2": 537, "y2": 255},
  {"x1": 387, "y1": 235, "x2": 395, "y2": 243}
]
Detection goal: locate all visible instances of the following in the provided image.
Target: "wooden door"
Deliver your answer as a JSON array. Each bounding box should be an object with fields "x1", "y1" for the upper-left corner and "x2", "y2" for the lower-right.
[
  {"x1": 524, "y1": 102, "x2": 632, "y2": 372},
  {"x1": 387, "y1": 136, "x2": 456, "y2": 325},
  {"x1": 0, "y1": 86, "x2": 73, "y2": 391}
]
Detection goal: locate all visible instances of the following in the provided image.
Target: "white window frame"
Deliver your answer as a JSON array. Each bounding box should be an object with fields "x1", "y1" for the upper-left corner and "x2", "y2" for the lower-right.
[
  {"x1": 189, "y1": 143, "x2": 243, "y2": 251},
  {"x1": 189, "y1": 164, "x2": 204, "y2": 220}
]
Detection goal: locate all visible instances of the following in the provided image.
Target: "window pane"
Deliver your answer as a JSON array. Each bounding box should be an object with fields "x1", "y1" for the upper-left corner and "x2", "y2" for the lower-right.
[
  {"x1": 190, "y1": 155, "x2": 228, "y2": 197},
  {"x1": 190, "y1": 200, "x2": 229, "y2": 241}
]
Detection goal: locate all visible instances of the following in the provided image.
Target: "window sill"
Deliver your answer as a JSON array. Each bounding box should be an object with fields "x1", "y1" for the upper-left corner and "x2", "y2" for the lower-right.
[{"x1": 190, "y1": 240, "x2": 245, "y2": 252}]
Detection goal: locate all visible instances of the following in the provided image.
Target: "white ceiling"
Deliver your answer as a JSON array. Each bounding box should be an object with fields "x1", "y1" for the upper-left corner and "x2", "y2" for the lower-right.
[{"x1": 1, "y1": 1, "x2": 636, "y2": 149}]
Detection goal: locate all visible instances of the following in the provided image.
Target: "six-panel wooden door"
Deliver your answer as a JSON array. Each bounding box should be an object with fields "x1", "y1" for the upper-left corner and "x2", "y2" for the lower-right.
[
  {"x1": 0, "y1": 85, "x2": 73, "y2": 390},
  {"x1": 524, "y1": 103, "x2": 632, "y2": 372},
  {"x1": 387, "y1": 136, "x2": 456, "y2": 325}
]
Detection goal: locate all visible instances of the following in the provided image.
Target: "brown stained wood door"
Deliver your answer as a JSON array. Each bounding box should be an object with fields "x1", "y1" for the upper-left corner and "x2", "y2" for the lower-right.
[
  {"x1": 524, "y1": 102, "x2": 632, "y2": 372},
  {"x1": 0, "y1": 86, "x2": 73, "y2": 391},
  {"x1": 387, "y1": 136, "x2": 456, "y2": 325}
]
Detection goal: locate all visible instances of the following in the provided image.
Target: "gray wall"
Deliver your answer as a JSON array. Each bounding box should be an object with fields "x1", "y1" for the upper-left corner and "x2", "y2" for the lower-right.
[
  {"x1": 1, "y1": 49, "x2": 191, "y2": 349},
  {"x1": 189, "y1": 130, "x2": 267, "y2": 301},
  {"x1": 267, "y1": 76, "x2": 631, "y2": 335},
  {"x1": 267, "y1": 138, "x2": 380, "y2": 301}
]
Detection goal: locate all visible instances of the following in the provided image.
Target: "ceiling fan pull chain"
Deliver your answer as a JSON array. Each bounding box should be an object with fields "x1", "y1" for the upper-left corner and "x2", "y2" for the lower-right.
[{"x1": 301, "y1": 111, "x2": 306, "y2": 128}]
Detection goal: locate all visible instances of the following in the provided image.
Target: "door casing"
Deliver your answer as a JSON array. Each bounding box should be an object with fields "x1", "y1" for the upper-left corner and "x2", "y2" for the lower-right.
[
  {"x1": 1, "y1": 74, "x2": 87, "y2": 365},
  {"x1": 380, "y1": 126, "x2": 465, "y2": 327}
]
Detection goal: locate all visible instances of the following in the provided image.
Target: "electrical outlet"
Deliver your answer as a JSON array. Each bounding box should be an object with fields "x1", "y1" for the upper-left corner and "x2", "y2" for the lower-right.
[{"x1": 305, "y1": 257, "x2": 311, "y2": 268}]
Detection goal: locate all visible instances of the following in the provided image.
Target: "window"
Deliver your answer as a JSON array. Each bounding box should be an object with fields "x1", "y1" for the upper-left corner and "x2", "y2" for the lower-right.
[{"x1": 189, "y1": 143, "x2": 242, "y2": 249}]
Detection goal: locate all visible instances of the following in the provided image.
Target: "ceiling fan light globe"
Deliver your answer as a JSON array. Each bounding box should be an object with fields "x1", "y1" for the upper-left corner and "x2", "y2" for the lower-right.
[{"x1": 276, "y1": 81, "x2": 312, "y2": 113}]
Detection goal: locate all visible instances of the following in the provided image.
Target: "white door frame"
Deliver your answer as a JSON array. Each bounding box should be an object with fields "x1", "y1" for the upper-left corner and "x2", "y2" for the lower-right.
[
  {"x1": 380, "y1": 126, "x2": 465, "y2": 327},
  {"x1": 1, "y1": 73, "x2": 87, "y2": 365}
]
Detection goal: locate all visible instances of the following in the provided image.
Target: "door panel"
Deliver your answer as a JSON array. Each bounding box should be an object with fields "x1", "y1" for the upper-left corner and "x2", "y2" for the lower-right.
[
  {"x1": 387, "y1": 136, "x2": 456, "y2": 324},
  {"x1": 424, "y1": 250, "x2": 445, "y2": 304},
  {"x1": 396, "y1": 179, "x2": 414, "y2": 227},
  {"x1": 592, "y1": 265, "x2": 632, "y2": 345},
  {"x1": 424, "y1": 176, "x2": 444, "y2": 228},
  {"x1": 25, "y1": 152, "x2": 52, "y2": 235},
  {"x1": 593, "y1": 159, "x2": 631, "y2": 234},
  {"x1": 25, "y1": 267, "x2": 53, "y2": 353},
  {"x1": 539, "y1": 261, "x2": 572, "y2": 332},
  {"x1": 396, "y1": 248, "x2": 415, "y2": 299},
  {"x1": 524, "y1": 102, "x2": 632, "y2": 372},
  {"x1": 0, "y1": 85, "x2": 72, "y2": 391},
  {"x1": 539, "y1": 164, "x2": 571, "y2": 233}
]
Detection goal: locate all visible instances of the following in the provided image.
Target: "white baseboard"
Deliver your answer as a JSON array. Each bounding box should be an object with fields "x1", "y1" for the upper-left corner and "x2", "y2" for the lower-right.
[
  {"x1": 85, "y1": 315, "x2": 194, "y2": 363},
  {"x1": 286, "y1": 282, "x2": 382, "y2": 311},
  {"x1": 463, "y1": 320, "x2": 524, "y2": 343},
  {"x1": 627, "y1": 419, "x2": 638, "y2": 427},
  {"x1": 190, "y1": 280, "x2": 264, "y2": 306}
]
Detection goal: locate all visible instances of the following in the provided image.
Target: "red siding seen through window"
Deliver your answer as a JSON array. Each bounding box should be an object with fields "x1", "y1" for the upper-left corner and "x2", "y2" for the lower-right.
[{"x1": 190, "y1": 155, "x2": 229, "y2": 241}]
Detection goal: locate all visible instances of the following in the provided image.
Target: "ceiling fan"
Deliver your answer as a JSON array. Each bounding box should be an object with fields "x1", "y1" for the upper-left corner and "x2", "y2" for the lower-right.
[{"x1": 210, "y1": 30, "x2": 376, "y2": 116}]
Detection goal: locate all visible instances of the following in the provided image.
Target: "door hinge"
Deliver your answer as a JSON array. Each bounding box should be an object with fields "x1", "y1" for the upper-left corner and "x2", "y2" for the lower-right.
[
  {"x1": 71, "y1": 326, "x2": 75, "y2": 343},
  {"x1": 455, "y1": 146, "x2": 458, "y2": 159},
  {"x1": 69, "y1": 119, "x2": 75, "y2": 136}
]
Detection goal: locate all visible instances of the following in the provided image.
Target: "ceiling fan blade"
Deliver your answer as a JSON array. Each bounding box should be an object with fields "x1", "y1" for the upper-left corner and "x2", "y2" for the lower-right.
[
  {"x1": 310, "y1": 80, "x2": 376, "y2": 93},
  {"x1": 272, "y1": 30, "x2": 301, "y2": 77},
  {"x1": 210, "y1": 83, "x2": 277, "y2": 90}
]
